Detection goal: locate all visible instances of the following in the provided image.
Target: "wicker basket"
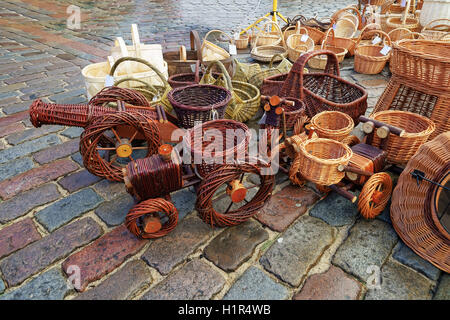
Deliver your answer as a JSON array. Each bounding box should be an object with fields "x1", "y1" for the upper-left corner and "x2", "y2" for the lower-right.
[
  {"x1": 184, "y1": 119, "x2": 251, "y2": 178},
  {"x1": 390, "y1": 39, "x2": 450, "y2": 90},
  {"x1": 388, "y1": 27, "x2": 425, "y2": 42},
  {"x1": 286, "y1": 23, "x2": 315, "y2": 62},
  {"x1": 354, "y1": 29, "x2": 392, "y2": 74},
  {"x1": 420, "y1": 18, "x2": 450, "y2": 40},
  {"x1": 232, "y1": 59, "x2": 262, "y2": 83},
  {"x1": 370, "y1": 110, "x2": 436, "y2": 165},
  {"x1": 310, "y1": 111, "x2": 354, "y2": 141},
  {"x1": 266, "y1": 96, "x2": 306, "y2": 131},
  {"x1": 164, "y1": 31, "x2": 202, "y2": 76},
  {"x1": 334, "y1": 17, "x2": 358, "y2": 38},
  {"x1": 250, "y1": 44, "x2": 288, "y2": 63},
  {"x1": 279, "y1": 50, "x2": 368, "y2": 123},
  {"x1": 248, "y1": 53, "x2": 292, "y2": 89},
  {"x1": 360, "y1": 0, "x2": 387, "y2": 6},
  {"x1": 235, "y1": 31, "x2": 250, "y2": 49},
  {"x1": 298, "y1": 138, "x2": 353, "y2": 186},
  {"x1": 201, "y1": 30, "x2": 232, "y2": 62},
  {"x1": 332, "y1": 6, "x2": 362, "y2": 30},
  {"x1": 168, "y1": 84, "x2": 232, "y2": 128},
  {"x1": 252, "y1": 21, "x2": 283, "y2": 47},
  {"x1": 308, "y1": 29, "x2": 348, "y2": 69},
  {"x1": 228, "y1": 80, "x2": 261, "y2": 122},
  {"x1": 167, "y1": 60, "x2": 200, "y2": 88},
  {"x1": 303, "y1": 26, "x2": 326, "y2": 44},
  {"x1": 390, "y1": 132, "x2": 450, "y2": 273}
]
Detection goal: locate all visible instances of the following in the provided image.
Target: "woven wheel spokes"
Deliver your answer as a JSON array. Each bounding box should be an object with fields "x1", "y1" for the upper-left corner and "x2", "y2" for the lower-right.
[
  {"x1": 196, "y1": 163, "x2": 275, "y2": 227},
  {"x1": 80, "y1": 112, "x2": 161, "y2": 182},
  {"x1": 89, "y1": 86, "x2": 151, "y2": 108},
  {"x1": 125, "y1": 198, "x2": 179, "y2": 239},
  {"x1": 358, "y1": 172, "x2": 393, "y2": 219}
]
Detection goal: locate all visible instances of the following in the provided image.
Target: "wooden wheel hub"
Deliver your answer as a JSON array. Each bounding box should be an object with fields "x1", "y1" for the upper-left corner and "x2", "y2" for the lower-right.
[
  {"x1": 115, "y1": 139, "x2": 133, "y2": 158},
  {"x1": 371, "y1": 189, "x2": 383, "y2": 204},
  {"x1": 227, "y1": 180, "x2": 247, "y2": 203},
  {"x1": 158, "y1": 144, "x2": 173, "y2": 161},
  {"x1": 143, "y1": 215, "x2": 162, "y2": 233}
]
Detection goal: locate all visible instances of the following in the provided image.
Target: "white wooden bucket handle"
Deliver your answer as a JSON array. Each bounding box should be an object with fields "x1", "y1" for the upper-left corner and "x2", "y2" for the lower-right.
[
  {"x1": 107, "y1": 56, "x2": 115, "y2": 68},
  {"x1": 131, "y1": 24, "x2": 142, "y2": 59},
  {"x1": 114, "y1": 37, "x2": 131, "y2": 75},
  {"x1": 179, "y1": 45, "x2": 187, "y2": 61}
]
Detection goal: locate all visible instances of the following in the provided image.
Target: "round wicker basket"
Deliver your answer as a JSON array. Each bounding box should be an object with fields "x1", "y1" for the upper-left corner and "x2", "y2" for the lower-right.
[{"x1": 310, "y1": 111, "x2": 354, "y2": 141}]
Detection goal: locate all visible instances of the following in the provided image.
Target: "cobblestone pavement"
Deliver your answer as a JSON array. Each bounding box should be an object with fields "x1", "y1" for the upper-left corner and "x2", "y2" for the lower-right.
[{"x1": 0, "y1": 0, "x2": 448, "y2": 300}]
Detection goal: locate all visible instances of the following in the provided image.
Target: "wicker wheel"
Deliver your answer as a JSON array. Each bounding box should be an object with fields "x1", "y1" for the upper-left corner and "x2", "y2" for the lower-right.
[
  {"x1": 125, "y1": 198, "x2": 178, "y2": 239},
  {"x1": 196, "y1": 162, "x2": 275, "y2": 227},
  {"x1": 80, "y1": 112, "x2": 161, "y2": 181},
  {"x1": 358, "y1": 172, "x2": 393, "y2": 219}
]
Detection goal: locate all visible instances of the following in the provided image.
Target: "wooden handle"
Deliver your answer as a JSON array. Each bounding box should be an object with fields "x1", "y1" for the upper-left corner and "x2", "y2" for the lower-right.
[
  {"x1": 338, "y1": 164, "x2": 373, "y2": 177},
  {"x1": 359, "y1": 116, "x2": 404, "y2": 136},
  {"x1": 260, "y1": 95, "x2": 295, "y2": 106}
]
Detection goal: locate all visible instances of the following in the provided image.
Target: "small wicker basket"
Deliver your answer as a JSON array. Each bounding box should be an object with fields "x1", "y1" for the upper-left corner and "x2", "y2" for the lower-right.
[
  {"x1": 370, "y1": 110, "x2": 436, "y2": 165},
  {"x1": 310, "y1": 111, "x2": 354, "y2": 141},
  {"x1": 298, "y1": 138, "x2": 353, "y2": 186},
  {"x1": 354, "y1": 29, "x2": 392, "y2": 74},
  {"x1": 286, "y1": 22, "x2": 315, "y2": 62},
  {"x1": 308, "y1": 29, "x2": 347, "y2": 69}
]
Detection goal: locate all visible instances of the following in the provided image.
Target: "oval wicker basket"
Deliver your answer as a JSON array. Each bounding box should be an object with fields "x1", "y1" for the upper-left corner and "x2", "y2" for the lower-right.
[
  {"x1": 252, "y1": 21, "x2": 283, "y2": 47},
  {"x1": 370, "y1": 110, "x2": 436, "y2": 165},
  {"x1": 227, "y1": 80, "x2": 261, "y2": 122},
  {"x1": 286, "y1": 23, "x2": 315, "y2": 62},
  {"x1": 298, "y1": 138, "x2": 353, "y2": 186},
  {"x1": 390, "y1": 39, "x2": 450, "y2": 89},
  {"x1": 334, "y1": 17, "x2": 358, "y2": 38},
  {"x1": 168, "y1": 84, "x2": 232, "y2": 128},
  {"x1": 385, "y1": 16, "x2": 421, "y2": 33},
  {"x1": 251, "y1": 45, "x2": 288, "y2": 63},
  {"x1": 354, "y1": 29, "x2": 392, "y2": 74},
  {"x1": 391, "y1": 132, "x2": 450, "y2": 273},
  {"x1": 184, "y1": 119, "x2": 251, "y2": 178},
  {"x1": 310, "y1": 111, "x2": 354, "y2": 141}
]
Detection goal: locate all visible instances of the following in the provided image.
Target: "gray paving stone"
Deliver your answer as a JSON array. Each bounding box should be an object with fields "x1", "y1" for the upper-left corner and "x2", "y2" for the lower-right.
[
  {"x1": 141, "y1": 259, "x2": 225, "y2": 300},
  {"x1": 35, "y1": 188, "x2": 103, "y2": 231},
  {"x1": 434, "y1": 274, "x2": 450, "y2": 300},
  {"x1": 393, "y1": 242, "x2": 441, "y2": 281},
  {"x1": 204, "y1": 220, "x2": 268, "y2": 272},
  {"x1": 93, "y1": 179, "x2": 127, "y2": 201},
  {"x1": 6, "y1": 125, "x2": 63, "y2": 145},
  {"x1": 95, "y1": 193, "x2": 135, "y2": 227},
  {"x1": 332, "y1": 219, "x2": 398, "y2": 282},
  {"x1": 142, "y1": 215, "x2": 213, "y2": 275},
  {"x1": 0, "y1": 279, "x2": 5, "y2": 294},
  {"x1": 74, "y1": 260, "x2": 152, "y2": 300},
  {"x1": 224, "y1": 267, "x2": 288, "y2": 300},
  {"x1": 61, "y1": 127, "x2": 84, "y2": 139},
  {"x1": 260, "y1": 215, "x2": 336, "y2": 287},
  {"x1": 171, "y1": 187, "x2": 196, "y2": 220},
  {"x1": 365, "y1": 260, "x2": 434, "y2": 300},
  {"x1": 0, "y1": 157, "x2": 33, "y2": 181},
  {"x1": 0, "y1": 267, "x2": 68, "y2": 300},
  {"x1": 309, "y1": 191, "x2": 359, "y2": 227},
  {"x1": 0, "y1": 183, "x2": 60, "y2": 223},
  {"x1": 0, "y1": 134, "x2": 61, "y2": 164}
]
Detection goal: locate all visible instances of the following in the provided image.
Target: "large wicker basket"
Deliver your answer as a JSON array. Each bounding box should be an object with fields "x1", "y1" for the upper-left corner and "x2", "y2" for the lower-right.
[
  {"x1": 370, "y1": 110, "x2": 436, "y2": 165},
  {"x1": 298, "y1": 138, "x2": 353, "y2": 186},
  {"x1": 391, "y1": 132, "x2": 450, "y2": 273},
  {"x1": 310, "y1": 111, "x2": 354, "y2": 141},
  {"x1": 168, "y1": 84, "x2": 232, "y2": 128},
  {"x1": 279, "y1": 50, "x2": 368, "y2": 123},
  {"x1": 354, "y1": 29, "x2": 392, "y2": 74},
  {"x1": 390, "y1": 39, "x2": 450, "y2": 90},
  {"x1": 184, "y1": 119, "x2": 251, "y2": 178}
]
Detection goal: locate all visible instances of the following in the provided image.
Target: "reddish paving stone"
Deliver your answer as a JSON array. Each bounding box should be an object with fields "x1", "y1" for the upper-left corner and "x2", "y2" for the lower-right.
[
  {"x1": 141, "y1": 215, "x2": 213, "y2": 275},
  {"x1": 204, "y1": 220, "x2": 269, "y2": 272},
  {"x1": 0, "y1": 217, "x2": 102, "y2": 287},
  {"x1": 0, "y1": 183, "x2": 60, "y2": 223},
  {"x1": 0, "y1": 122, "x2": 24, "y2": 138},
  {"x1": 141, "y1": 259, "x2": 225, "y2": 300},
  {"x1": 58, "y1": 169, "x2": 101, "y2": 193},
  {"x1": 293, "y1": 266, "x2": 362, "y2": 300},
  {"x1": 255, "y1": 185, "x2": 319, "y2": 232},
  {"x1": 33, "y1": 138, "x2": 80, "y2": 164},
  {"x1": 0, "y1": 111, "x2": 28, "y2": 128},
  {"x1": 62, "y1": 225, "x2": 146, "y2": 292},
  {"x1": 74, "y1": 260, "x2": 152, "y2": 300},
  {"x1": 0, "y1": 158, "x2": 77, "y2": 200},
  {"x1": 0, "y1": 218, "x2": 41, "y2": 259}
]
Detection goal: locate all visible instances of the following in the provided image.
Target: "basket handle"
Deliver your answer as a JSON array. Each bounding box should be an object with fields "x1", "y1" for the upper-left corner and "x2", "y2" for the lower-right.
[
  {"x1": 334, "y1": 16, "x2": 357, "y2": 38},
  {"x1": 422, "y1": 18, "x2": 450, "y2": 32},
  {"x1": 358, "y1": 23, "x2": 381, "y2": 37},
  {"x1": 332, "y1": 6, "x2": 362, "y2": 30},
  {"x1": 109, "y1": 56, "x2": 169, "y2": 88},
  {"x1": 204, "y1": 30, "x2": 234, "y2": 45},
  {"x1": 114, "y1": 77, "x2": 159, "y2": 95},
  {"x1": 380, "y1": 0, "x2": 396, "y2": 14},
  {"x1": 282, "y1": 25, "x2": 297, "y2": 40},
  {"x1": 254, "y1": 21, "x2": 285, "y2": 48},
  {"x1": 190, "y1": 30, "x2": 202, "y2": 61},
  {"x1": 194, "y1": 60, "x2": 200, "y2": 83},
  {"x1": 179, "y1": 45, "x2": 187, "y2": 61},
  {"x1": 131, "y1": 24, "x2": 142, "y2": 59},
  {"x1": 279, "y1": 50, "x2": 340, "y2": 100},
  {"x1": 401, "y1": 0, "x2": 411, "y2": 25},
  {"x1": 356, "y1": 29, "x2": 392, "y2": 47},
  {"x1": 322, "y1": 28, "x2": 336, "y2": 48},
  {"x1": 202, "y1": 60, "x2": 233, "y2": 91},
  {"x1": 269, "y1": 53, "x2": 287, "y2": 68}
]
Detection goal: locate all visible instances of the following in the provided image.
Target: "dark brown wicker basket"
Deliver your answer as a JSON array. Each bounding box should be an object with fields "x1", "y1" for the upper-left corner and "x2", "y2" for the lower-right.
[
  {"x1": 279, "y1": 50, "x2": 368, "y2": 123},
  {"x1": 163, "y1": 30, "x2": 202, "y2": 76},
  {"x1": 261, "y1": 73, "x2": 288, "y2": 97},
  {"x1": 168, "y1": 84, "x2": 232, "y2": 128}
]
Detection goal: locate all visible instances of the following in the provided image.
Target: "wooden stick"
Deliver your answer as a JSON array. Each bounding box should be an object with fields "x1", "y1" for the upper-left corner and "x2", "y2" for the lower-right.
[
  {"x1": 329, "y1": 184, "x2": 357, "y2": 203},
  {"x1": 338, "y1": 164, "x2": 373, "y2": 177},
  {"x1": 261, "y1": 95, "x2": 295, "y2": 106},
  {"x1": 359, "y1": 116, "x2": 405, "y2": 137}
]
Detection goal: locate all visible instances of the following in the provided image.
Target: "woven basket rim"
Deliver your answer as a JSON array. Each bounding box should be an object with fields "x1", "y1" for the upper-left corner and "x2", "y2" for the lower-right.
[
  {"x1": 355, "y1": 45, "x2": 391, "y2": 60},
  {"x1": 371, "y1": 110, "x2": 436, "y2": 137},
  {"x1": 299, "y1": 138, "x2": 353, "y2": 165},
  {"x1": 184, "y1": 119, "x2": 251, "y2": 158},
  {"x1": 168, "y1": 84, "x2": 232, "y2": 111},
  {"x1": 394, "y1": 39, "x2": 450, "y2": 62},
  {"x1": 311, "y1": 111, "x2": 354, "y2": 133}
]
